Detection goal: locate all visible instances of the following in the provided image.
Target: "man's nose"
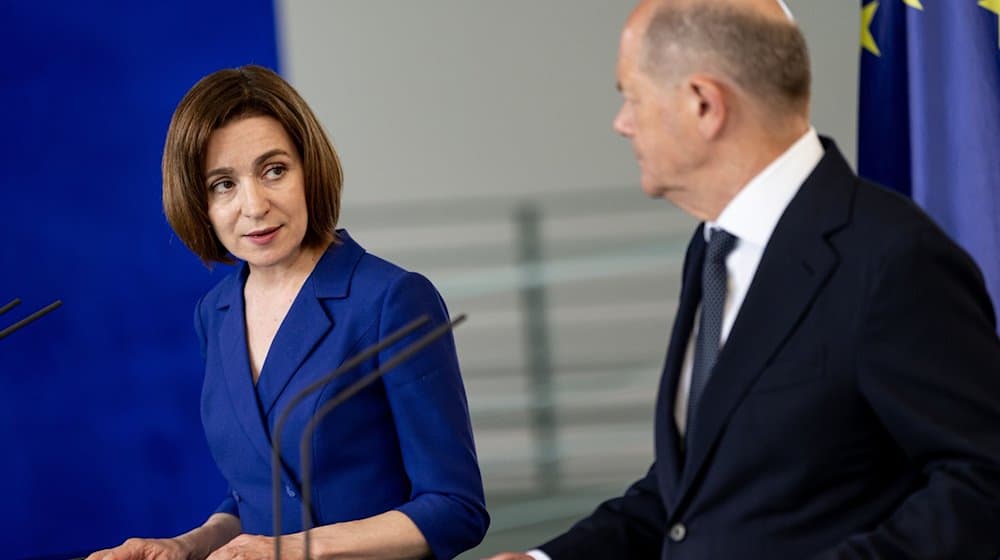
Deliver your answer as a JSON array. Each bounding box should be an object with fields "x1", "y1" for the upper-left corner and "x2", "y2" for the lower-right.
[{"x1": 613, "y1": 105, "x2": 633, "y2": 137}]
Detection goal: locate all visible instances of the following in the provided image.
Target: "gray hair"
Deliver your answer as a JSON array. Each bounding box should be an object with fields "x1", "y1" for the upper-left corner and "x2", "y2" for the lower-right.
[{"x1": 642, "y1": 3, "x2": 811, "y2": 115}]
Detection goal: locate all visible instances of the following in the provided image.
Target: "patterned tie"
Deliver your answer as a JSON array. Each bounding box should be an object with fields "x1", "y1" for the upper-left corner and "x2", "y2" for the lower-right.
[{"x1": 686, "y1": 228, "x2": 738, "y2": 439}]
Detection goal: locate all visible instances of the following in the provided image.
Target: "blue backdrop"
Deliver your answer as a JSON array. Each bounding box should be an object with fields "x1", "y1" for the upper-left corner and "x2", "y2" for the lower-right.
[{"x1": 1, "y1": 1, "x2": 279, "y2": 557}]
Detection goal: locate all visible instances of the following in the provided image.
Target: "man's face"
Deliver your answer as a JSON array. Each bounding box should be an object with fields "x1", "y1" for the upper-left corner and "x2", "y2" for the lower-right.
[{"x1": 613, "y1": 25, "x2": 703, "y2": 208}]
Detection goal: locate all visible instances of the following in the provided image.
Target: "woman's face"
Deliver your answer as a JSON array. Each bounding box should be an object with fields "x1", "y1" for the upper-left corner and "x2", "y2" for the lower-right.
[{"x1": 203, "y1": 115, "x2": 310, "y2": 272}]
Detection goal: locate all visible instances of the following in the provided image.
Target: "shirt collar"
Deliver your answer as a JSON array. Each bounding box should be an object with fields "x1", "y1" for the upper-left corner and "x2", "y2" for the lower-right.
[{"x1": 704, "y1": 127, "x2": 824, "y2": 246}]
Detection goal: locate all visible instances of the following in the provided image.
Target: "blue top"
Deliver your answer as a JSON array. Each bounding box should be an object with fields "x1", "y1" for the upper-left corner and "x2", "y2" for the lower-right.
[{"x1": 194, "y1": 230, "x2": 488, "y2": 559}]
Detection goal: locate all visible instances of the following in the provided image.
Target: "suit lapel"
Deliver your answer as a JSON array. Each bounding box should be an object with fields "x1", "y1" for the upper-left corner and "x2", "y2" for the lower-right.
[
  {"x1": 255, "y1": 285, "x2": 333, "y2": 417},
  {"x1": 217, "y1": 269, "x2": 275, "y2": 466},
  {"x1": 212, "y1": 231, "x2": 367, "y2": 468},
  {"x1": 256, "y1": 232, "x2": 366, "y2": 417},
  {"x1": 673, "y1": 140, "x2": 854, "y2": 511},
  {"x1": 656, "y1": 225, "x2": 705, "y2": 504}
]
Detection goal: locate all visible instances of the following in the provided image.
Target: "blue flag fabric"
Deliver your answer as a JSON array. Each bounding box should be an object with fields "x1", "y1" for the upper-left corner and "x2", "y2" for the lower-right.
[{"x1": 858, "y1": 1, "x2": 1000, "y2": 319}]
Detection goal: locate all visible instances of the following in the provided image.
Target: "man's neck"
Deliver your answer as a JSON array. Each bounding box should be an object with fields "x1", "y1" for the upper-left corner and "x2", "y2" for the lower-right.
[{"x1": 698, "y1": 121, "x2": 810, "y2": 221}]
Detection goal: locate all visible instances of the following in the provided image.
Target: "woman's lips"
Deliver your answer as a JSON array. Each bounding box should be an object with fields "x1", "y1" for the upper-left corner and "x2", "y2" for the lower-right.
[{"x1": 245, "y1": 225, "x2": 281, "y2": 245}]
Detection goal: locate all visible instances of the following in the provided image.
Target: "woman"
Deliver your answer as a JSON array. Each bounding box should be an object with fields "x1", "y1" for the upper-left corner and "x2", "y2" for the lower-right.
[{"x1": 87, "y1": 65, "x2": 488, "y2": 560}]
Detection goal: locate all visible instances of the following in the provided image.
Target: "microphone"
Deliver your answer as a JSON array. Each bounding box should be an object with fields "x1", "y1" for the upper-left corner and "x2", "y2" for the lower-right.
[
  {"x1": 270, "y1": 314, "x2": 433, "y2": 558},
  {"x1": 0, "y1": 298, "x2": 62, "y2": 340},
  {"x1": 297, "y1": 314, "x2": 467, "y2": 560}
]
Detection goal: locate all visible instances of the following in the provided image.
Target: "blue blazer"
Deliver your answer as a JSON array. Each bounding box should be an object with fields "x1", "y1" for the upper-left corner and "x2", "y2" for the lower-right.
[
  {"x1": 195, "y1": 230, "x2": 488, "y2": 559},
  {"x1": 539, "y1": 139, "x2": 1000, "y2": 559}
]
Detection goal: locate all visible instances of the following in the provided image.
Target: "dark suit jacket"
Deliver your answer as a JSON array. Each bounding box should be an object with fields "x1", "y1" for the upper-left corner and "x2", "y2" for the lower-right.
[
  {"x1": 195, "y1": 230, "x2": 488, "y2": 559},
  {"x1": 540, "y1": 140, "x2": 1000, "y2": 559}
]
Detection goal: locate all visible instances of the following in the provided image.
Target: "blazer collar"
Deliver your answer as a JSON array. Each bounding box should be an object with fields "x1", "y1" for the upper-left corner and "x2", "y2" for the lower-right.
[
  {"x1": 214, "y1": 230, "x2": 368, "y2": 428},
  {"x1": 309, "y1": 229, "x2": 366, "y2": 300},
  {"x1": 670, "y1": 138, "x2": 855, "y2": 515},
  {"x1": 213, "y1": 229, "x2": 364, "y2": 311}
]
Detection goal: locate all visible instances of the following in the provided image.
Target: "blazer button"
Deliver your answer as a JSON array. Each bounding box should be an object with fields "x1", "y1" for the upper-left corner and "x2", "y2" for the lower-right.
[
  {"x1": 285, "y1": 484, "x2": 297, "y2": 498},
  {"x1": 668, "y1": 523, "x2": 687, "y2": 542}
]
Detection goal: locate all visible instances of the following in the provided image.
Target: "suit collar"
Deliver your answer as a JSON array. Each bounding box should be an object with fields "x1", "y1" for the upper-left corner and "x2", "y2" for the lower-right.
[{"x1": 669, "y1": 138, "x2": 855, "y2": 515}]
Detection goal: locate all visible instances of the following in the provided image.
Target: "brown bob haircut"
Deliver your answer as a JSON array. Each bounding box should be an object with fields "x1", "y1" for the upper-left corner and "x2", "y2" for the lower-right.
[{"x1": 162, "y1": 64, "x2": 342, "y2": 264}]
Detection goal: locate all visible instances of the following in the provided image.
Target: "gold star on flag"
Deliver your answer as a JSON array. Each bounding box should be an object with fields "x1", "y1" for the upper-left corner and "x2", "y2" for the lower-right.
[
  {"x1": 981, "y1": 0, "x2": 1000, "y2": 49},
  {"x1": 862, "y1": 2, "x2": 881, "y2": 56},
  {"x1": 903, "y1": 0, "x2": 924, "y2": 9}
]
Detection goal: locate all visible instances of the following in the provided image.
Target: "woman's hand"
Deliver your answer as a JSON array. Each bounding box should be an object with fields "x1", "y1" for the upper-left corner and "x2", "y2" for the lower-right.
[
  {"x1": 84, "y1": 537, "x2": 192, "y2": 560},
  {"x1": 84, "y1": 513, "x2": 239, "y2": 560},
  {"x1": 205, "y1": 534, "x2": 303, "y2": 560}
]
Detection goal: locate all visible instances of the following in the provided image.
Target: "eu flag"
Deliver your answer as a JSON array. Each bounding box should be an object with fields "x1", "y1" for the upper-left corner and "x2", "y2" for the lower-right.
[{"x1": 858, "y1": 1, "x2": 1000, "y2": 319}]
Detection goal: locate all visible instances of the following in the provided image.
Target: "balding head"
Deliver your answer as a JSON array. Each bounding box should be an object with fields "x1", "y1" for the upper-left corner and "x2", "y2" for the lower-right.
[
  {"x1": 613, "y1": 0, "x2": 812, "y2": 220},
  {"x1": 631, "y1": 0, "x2": 810, "y2": 119},
  {"x1": 625, "y1": 0, "x2": 792, "y2": 31}
]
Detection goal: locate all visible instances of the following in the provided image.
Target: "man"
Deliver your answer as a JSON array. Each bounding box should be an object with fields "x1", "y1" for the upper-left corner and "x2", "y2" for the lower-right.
[{"x1": 487, "y1": 0, "x2": 1000, "y2": 558}]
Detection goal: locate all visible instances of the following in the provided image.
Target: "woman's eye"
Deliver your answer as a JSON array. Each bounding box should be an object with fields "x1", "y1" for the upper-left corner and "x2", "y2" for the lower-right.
[
  {"x1": 210, "y1": 180, "x2": 234, "y2": 194},
  {"x1": 264, "y1": 165, "x2": 286, "y2": 180}
]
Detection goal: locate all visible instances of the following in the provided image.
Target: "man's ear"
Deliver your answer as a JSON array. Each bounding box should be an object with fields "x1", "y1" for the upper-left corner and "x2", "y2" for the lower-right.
[{"x1": 686, "y1": 74, "x2": 727, "y2": 140}]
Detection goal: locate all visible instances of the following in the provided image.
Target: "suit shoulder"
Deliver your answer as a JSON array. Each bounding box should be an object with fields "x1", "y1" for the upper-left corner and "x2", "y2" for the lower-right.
[
  {"x1": 848, "y1": 178, "x2": 955, "y2": 250},
  {"x1": 352, "y1": 251, "x2": 438, "y2": 296},
  {"x1": 354, "y1": 251, "x2": 411, "y2": 282},
  {"x1": 841, "y1": 179, "x2": 988, "y2": 303}
]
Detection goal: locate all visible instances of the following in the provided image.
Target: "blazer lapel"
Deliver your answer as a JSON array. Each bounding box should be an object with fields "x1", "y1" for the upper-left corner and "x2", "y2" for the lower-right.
[
  {"x1": 255, "y1": 290, "x2": 333, "y2": 417},
  {"x1": 673, "y1": 140, "x2": 854, "y2": 512},
  {"x1": 256, "y1": 232, "x2": 366, "y2": 417},
  {"x1": 656, "y1": 225, "x2": 705, "y2": 505},
  {"x1": 216, "y1": 269, "x2": 275, "y2": 466}
]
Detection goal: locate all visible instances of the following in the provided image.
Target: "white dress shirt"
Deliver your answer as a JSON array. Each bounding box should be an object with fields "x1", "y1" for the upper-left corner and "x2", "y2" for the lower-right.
[
  {"x1": 674, "y1": 128, "x2": 823, "y2": 435},
  {"x1": 527, "y1": 128, "x2": 823, "y2": 560}
]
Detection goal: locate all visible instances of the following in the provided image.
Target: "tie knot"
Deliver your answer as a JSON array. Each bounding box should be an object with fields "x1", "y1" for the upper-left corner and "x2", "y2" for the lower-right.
[{"x1": 706, "y1": 228, "x2": 738, "y2": 264}]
